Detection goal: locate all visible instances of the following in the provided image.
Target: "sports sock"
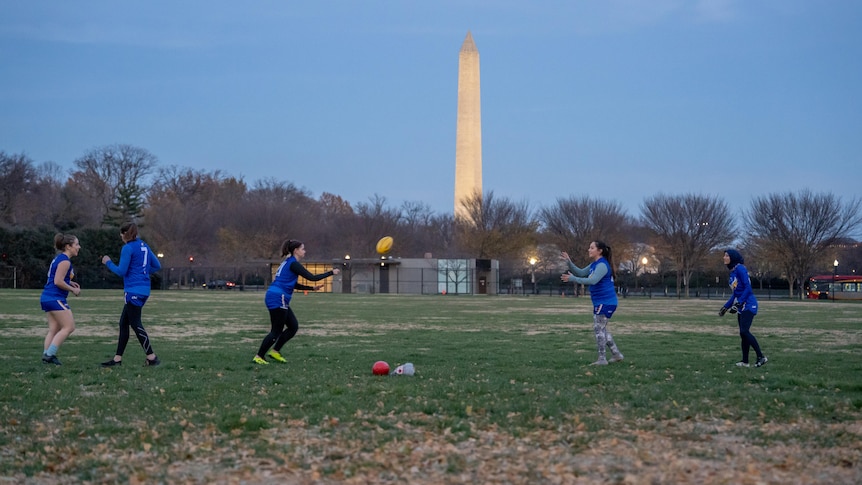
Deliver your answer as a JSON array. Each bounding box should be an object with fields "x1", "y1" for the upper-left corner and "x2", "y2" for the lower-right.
[{"x1": 46, "y1": 344, "x2": 58, "y2": 357}]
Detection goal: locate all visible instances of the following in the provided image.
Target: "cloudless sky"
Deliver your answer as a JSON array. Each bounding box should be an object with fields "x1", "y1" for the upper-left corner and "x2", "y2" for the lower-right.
[{"x1": 2, "y1": 1, "x2": 860, "y2": 219}]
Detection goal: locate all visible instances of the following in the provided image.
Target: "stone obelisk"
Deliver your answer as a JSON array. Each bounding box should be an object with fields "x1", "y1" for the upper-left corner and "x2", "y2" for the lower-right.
[{"x1": 454, "y1": 31, "x2": 482, "y2": 221}]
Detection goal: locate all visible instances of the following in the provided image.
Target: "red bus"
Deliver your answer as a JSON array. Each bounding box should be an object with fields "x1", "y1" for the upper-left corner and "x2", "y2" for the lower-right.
[{"x1": 807, "y1": 275, "x2": 862, "y2": 300}]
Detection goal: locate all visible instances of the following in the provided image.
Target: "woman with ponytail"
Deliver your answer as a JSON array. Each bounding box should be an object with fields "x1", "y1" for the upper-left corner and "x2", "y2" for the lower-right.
[
  {"x1": 100, "y1": 222, "x2": 162, "y2": 367},
  {"x1": 252, "y1": 239, "x2": 340, "y2": 365},
  {"x1": 561, "y1": 240, "x2": 625, "y2": 366},
  {"x1": 39, "y1": 233, "x2": 82, "y2": 365}
]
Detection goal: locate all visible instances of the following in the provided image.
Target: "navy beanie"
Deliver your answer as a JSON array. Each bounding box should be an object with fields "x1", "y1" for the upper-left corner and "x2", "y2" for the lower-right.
[{"x1": 725, "y1": 249, "x2": 744, "y2": 269}]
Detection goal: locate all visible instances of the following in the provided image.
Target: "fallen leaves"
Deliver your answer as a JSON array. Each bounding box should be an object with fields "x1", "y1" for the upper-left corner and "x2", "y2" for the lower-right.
[{"x1": 4, "y1": 412, "x2": 859, "y2": 484}]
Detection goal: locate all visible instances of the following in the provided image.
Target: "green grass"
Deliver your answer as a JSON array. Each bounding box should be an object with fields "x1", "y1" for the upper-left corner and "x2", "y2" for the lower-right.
[{"x1": 1, "y1": 289, "x2": 860, "y2": 483}]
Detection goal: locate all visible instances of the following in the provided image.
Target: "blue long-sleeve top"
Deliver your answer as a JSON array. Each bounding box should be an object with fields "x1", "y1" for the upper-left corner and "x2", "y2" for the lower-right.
[
  {"x1": 724, "y1": 263, "x2": 758, "y2": 314},
  {"x1": 105, "y1": 238, "x2": 161, "y2": 295}
]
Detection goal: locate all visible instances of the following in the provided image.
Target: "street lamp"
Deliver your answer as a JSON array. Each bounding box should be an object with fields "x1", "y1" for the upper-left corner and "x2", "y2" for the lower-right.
[
  {"x1": 157, "y1": 253, "x2": 165, "y2": 290},
  {"x1": 641, "y1": 257, "x2": 649, "y2": 291},
  {"x1": 833, "y1": 259, "x2": 839, "y2": 302},
  {"x1": 529, "y1": 257, "x2": 537, "y2": 295}
]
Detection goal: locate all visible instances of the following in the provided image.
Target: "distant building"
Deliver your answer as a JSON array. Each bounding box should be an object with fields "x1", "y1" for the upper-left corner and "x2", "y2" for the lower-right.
[{"x1": 290, "y1": 257, "x2": 499, "y2": 295}]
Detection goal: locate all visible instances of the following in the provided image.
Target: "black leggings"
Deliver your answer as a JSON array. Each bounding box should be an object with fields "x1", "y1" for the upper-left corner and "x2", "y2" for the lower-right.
[
  {"x1": 737, "y1": 311, "x2": 763, "y2": 363},
  {"x1": 116, "y1": 303, "x2": 154, "y2": 356},
  {"x1": 257, "y1": 307, "x2": 299, "y2": 357}
]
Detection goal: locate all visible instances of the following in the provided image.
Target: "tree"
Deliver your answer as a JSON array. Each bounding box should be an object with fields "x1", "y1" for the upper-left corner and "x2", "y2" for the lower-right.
[
  {"x1": 538, "y1": 196, "x2": 631, "y2": 292},
  {"x1": 71, "y1": 144, "x2": 158, "y2": 227},
  {"x1": 0, "y1": 152, "x2": 37, "y2": 226},
  {"x1": 641, "y1": 193, "x2": 735, "y2": 297},
  {"x1": 352, "y1": 195, "x2": 403, "y2": 258},
  {"x1": 236, "y1": 178, "x2": 318, "y2": 260},
  {"x1": 455, "y1": 190, "x2": 538, "y2": 261},
  {"x1": 539, "y1": 196, "x2": 631, "y2": 261},
  {"x1": 744, "y1": 190, "x2": 862, "y2": 299},
  {"x1": 146, "y1": 166, "x2": 245, "y2": 265}
]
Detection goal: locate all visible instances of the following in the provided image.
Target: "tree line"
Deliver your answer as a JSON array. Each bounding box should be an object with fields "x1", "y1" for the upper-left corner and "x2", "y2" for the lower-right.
[{"x1": 2, "y1": 146, "x2": 861, "y2": 297}]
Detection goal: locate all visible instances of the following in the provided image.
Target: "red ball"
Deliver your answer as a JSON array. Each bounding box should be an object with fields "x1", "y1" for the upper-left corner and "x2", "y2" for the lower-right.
[{"x1": 372, "y1": 361, "x2": 390, "y2": 375}]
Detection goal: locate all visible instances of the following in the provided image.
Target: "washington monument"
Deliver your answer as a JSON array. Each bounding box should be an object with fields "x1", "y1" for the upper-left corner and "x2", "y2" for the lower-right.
[{"x1": 453, "y1": 31, "x2": 482, "y2": 220}]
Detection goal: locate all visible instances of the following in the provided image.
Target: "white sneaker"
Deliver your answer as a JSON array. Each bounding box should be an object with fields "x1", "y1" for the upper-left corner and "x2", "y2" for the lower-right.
[
  {"x1": 755, "y1": 356, "x2": 768, "y2": 367},
  {"x1": 609, "y1": 354, "x2": 625, "y2": 363},
  {"x1": 590, "y1": 359, "x2": 609, "y2": 366},
  {"x1": 735, "y1": 361, "x2": 750, "y2": 368}
]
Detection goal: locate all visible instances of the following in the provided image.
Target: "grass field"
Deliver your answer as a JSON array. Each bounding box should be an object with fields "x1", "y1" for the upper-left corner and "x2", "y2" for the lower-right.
[{"x1": 1, "y1": 289, "x2": 860, "y2": 484}]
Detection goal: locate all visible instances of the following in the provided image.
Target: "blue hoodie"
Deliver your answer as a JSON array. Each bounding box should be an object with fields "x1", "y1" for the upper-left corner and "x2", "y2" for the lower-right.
[{"x1": 724, "y1": 249, "x2": 757, "y2": 314}]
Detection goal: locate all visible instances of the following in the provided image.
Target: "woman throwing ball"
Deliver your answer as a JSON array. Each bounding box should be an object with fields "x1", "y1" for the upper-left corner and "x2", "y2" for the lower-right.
[
  {"x1": 253, "y1": 239, "x2": 340, "y2": 365},
  {"x1": 561, "y1": 240, "x2": 625, "y2": 366}
]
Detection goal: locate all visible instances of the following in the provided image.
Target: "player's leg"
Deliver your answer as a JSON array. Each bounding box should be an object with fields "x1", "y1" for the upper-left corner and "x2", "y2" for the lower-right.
[
  {"x1": 592, "y1": 313, "x2": 609, "y2": 365},
  {"x1": 48, "y1": 309, "x2": 76, "y2": 351},
  {"x1": 737, "y1": 313, "x2": 754, "y2": 364},
  {"x1": 102, "y1": 304, "x2": 132, "y2": 366},
  {"x1": 605, "y1": 319, "x2": 624, "y2": 362},
  {"x1": 273, "y1": 308, "x2": 299, "y2": 351},
  {"x1": 255, "y1": 308, "x2": 287, "y2": 361}
]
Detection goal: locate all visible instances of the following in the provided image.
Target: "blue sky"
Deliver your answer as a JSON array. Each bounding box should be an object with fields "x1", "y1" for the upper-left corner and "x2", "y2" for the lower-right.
[{"x1": 2, "y1": 1, "x2": 860, "y2": 219}]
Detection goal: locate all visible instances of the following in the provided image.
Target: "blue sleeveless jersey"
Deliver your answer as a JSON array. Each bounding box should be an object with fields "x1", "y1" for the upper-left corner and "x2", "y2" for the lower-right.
[
  {"x1": 588, "y1": 258, "x2": 618, "y2": 307},
  {"x1": 41, "y1": 253, "x2": 72, "y2": 302},
  {"x1": 265, "y1": 256, "x2": 299, "y2": 310}
]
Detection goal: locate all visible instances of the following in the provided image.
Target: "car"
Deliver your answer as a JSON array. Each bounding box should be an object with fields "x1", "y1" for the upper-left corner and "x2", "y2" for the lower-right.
[{"x1": 205, "y1": 279, "x2": 236, "y2": 290}]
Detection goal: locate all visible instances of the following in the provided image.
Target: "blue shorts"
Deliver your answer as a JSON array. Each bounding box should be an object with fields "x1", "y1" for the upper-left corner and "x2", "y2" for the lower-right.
[
  {"x1": 593, "y1": 304, "x2": 617, "y2": 318},
  {"x1": 264, "y1": 289, "x2": 292, "y2": 310},
  {"x1": 41, "y1": 299, "x2": 71, "y2": 312},
  {"x1": 125, "y1": 293, "x2": 149, "y2": 307}
]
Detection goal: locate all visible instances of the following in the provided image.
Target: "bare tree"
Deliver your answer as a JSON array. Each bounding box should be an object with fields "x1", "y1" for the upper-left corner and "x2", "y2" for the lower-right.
[
  {"x1": 0, "y1": 152, "x2": 37, "y2": 226},
  {"x1": 744, "y1": 190, "x2": 862, "y2": 299},
  {"x1": 17, "y1": 162, "x2": 67, "y2": 228},
  {"x1": 538, "y1": 196, "x2": 631, "y2": 292},
  {"x1": 316, "y1": 192, "x2": 355, "y2": 258},
  {"x1": 72, "y1": 144, "x2": 158, "y2": 227},
  {"x1": 539, "y1": 196, "x2": 631, "y2": 258},
  {"x1": 237, "y1": 179, "x2": 319, "y2": 260},
  {"x1": 455, "y1": 190, "x2": 538, "y2": 261},
  {"x1": 146, "y1": 166, "x2": 244, "y2": 265},
  {"x1": 352, "y1": 195, "x2": 403, "y2": 258},
  {"x1": 641, "y1": 193, "x2": 735, "y2": 297}
]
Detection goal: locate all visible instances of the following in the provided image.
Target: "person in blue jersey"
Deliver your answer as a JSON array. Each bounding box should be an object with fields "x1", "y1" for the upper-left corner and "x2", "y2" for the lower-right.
[
  {"x1": 252, "y1": 239, "x2": 340, "y2": 365},
  {"x1": 100, "y1": 222, "x2": 162, "y2": 367},
  {"x1": 561, "y1": 240, "x2": 625, "y2": 366},
  {"x1": 39, "y1": 233, "x2": 82, "y2": 365},
  {"x1": 719, "y1": 249, "x2": 767, "y2": 368}
]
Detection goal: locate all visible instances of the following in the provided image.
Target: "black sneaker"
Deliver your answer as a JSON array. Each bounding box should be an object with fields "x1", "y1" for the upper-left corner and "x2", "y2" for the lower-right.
[
  {"x1": 755, "y1": 356, "x2": 768, "y2": 367},
  {"x1": 42, "y1": 354, "x2": 62, "y2": 365},
  {"x1": 144, "y1": 356, "x2": 161, "y2": 366},
  {"x1": 101, "y1": 359, "x2": 122, "y2": 367}
]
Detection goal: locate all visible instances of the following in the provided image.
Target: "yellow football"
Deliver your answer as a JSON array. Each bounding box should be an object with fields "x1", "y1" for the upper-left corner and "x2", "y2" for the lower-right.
[{"x1": 376, "y1": 236, "x2": 394, "y2": 255}]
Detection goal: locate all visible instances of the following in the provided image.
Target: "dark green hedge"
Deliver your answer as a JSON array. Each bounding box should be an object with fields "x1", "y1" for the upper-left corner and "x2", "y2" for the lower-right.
[{"x1": 0, "y1": 227, "x2": 162, "y2": 290}]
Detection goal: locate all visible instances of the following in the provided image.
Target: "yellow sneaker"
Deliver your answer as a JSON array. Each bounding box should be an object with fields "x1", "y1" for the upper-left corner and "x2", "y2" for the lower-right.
[
  {"x1": 267, "y1": 350, "x2": 287, "y2": 363},
  {"x1": 252, "y1": 356, "x2": 269, "y2": 365}
]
